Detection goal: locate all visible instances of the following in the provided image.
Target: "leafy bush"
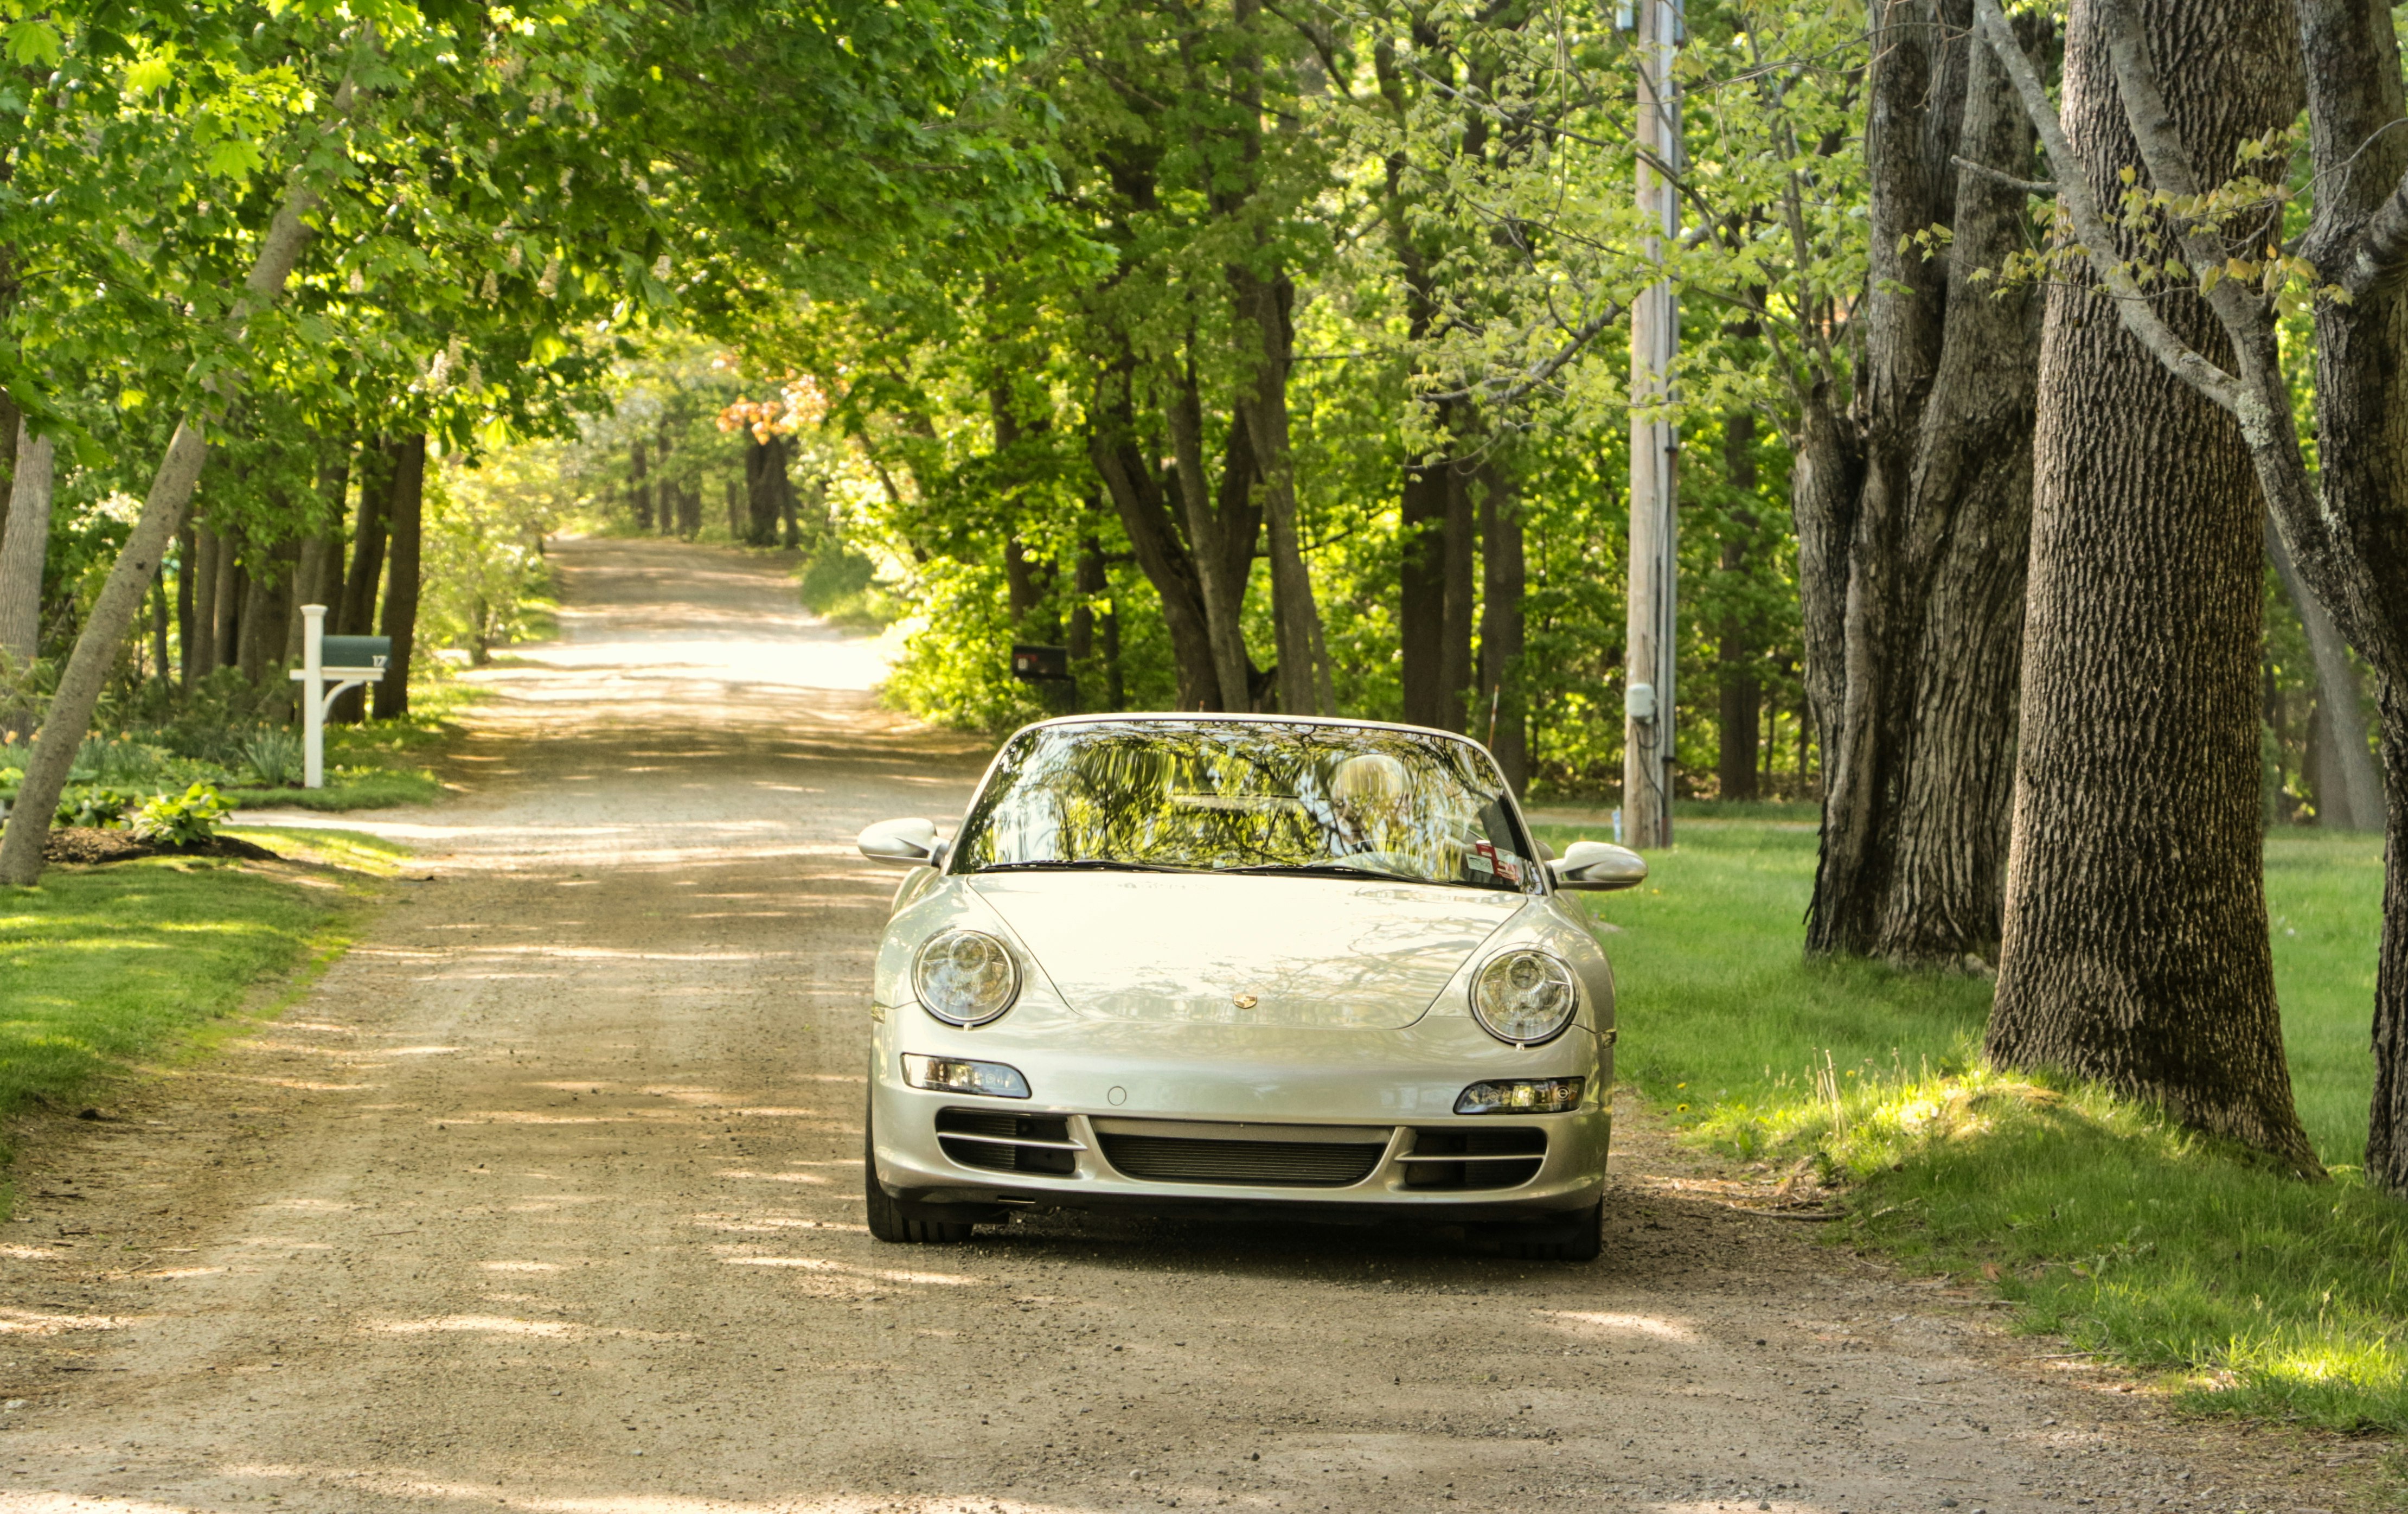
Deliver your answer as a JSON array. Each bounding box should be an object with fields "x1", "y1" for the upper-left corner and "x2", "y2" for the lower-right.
[
  {"x1": 239, "y1": 726, "x2": 305, "y2": 788},
  {"x1": 55, "y1": 787, "x2": 133, "y2": 829},
  {"x1": 128, "y1": 783, "x2": 234, "y2": 846}
]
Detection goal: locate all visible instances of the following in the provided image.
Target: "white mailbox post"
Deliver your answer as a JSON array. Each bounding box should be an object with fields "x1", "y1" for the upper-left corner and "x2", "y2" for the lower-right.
[{"x1": 289, "y1": 605, "x2": 387, "y2": 789}]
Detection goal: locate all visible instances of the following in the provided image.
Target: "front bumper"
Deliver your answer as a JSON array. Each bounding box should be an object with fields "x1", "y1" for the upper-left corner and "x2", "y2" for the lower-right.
[{"x1": 867, "y1": 1007, "x2": 1612, "y2": 1223}]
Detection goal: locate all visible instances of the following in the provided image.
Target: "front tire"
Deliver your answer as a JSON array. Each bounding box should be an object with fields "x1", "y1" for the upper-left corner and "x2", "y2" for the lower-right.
[
  {"x1": 863, "y1": 1106, "x2": 978, "y2": 1244},
  {"x1": 1500, "y1": 1198, "x2": 1604, "y2": 1263}
]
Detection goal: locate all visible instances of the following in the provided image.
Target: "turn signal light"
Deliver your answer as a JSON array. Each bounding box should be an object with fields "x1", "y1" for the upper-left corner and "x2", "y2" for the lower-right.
[
  {"x1": 1455, "y1": 1077, "x2": 1584, "y2": 1115},
  {"x1": 902, "y1": 1053, "x2": 1032, "y2": 1100}
]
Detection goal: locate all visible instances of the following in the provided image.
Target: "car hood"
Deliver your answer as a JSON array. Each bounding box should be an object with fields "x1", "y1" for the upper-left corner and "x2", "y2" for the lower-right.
[{"x1": 968, "y1": 871, "x2": 1527, "y2": 1029}]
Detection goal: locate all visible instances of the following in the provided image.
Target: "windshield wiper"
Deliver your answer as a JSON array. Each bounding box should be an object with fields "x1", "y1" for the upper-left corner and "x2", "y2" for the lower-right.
[
  {"x1": 1226, "y1": 861, "x2": 1433, "y2": 884},
  {"x1": 972, "y1": 859, "x2": 1201, "y2": 874}
]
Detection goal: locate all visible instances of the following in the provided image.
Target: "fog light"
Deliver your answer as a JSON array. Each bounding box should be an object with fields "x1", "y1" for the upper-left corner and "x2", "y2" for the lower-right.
[
  {"x1": 1455, "y1": 1076, "x2": 1584, "y2": 1115},
  {"x1": 902, "y1": 1053, "x2": 1031, "y2": 1099}
]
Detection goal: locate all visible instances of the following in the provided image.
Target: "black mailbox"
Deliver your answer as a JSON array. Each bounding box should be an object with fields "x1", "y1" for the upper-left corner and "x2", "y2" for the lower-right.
[
  {"x1": 1010, "y1": 643, "x2": 1070, "y2": 682},
  {"x1": 322, "y1": 635, "x2": 392, "y2": 669}
]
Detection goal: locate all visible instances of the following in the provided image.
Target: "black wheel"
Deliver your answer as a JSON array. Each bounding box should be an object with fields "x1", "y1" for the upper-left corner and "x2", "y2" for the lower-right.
[
  {"x1": 1500, "y1": 1199, "x2": 1604, "y2": 1263},
  {"x1": 863, "y1": 1107, "x2": 978, "y2": 1244}
]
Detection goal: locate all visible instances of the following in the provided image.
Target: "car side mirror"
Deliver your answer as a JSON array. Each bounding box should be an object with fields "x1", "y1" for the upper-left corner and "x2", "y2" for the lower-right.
[
  {"x1": 859, "y1": 817, "x2": 946, "y2": 867},
  {"x1": 1550, "y1": 840, "x2": 1647, "y2": 891}
]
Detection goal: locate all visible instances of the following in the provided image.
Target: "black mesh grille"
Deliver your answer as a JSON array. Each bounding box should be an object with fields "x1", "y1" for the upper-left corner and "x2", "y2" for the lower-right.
[
  {"x1": 1098, "y1": 1133, "x2": 1386, "y2": 1187},
  {"x1": 1400, "y1": 1126, "x2": 1546, "y2": 1190},
  {"x1": 936, "y1": 1108, "x2": 1076, "y2": 1176}
]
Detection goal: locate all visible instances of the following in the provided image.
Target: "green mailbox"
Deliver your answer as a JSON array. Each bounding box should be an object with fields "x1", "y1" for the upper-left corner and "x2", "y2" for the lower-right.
[{"x1": 321, "y1": 635, "x2": 391, "y2": 670}]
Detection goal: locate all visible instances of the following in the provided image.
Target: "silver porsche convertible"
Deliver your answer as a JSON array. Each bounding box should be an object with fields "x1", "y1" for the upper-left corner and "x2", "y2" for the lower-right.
[{"x1": 855, "y1": 713, "x2": 1645, "y2": 1260}]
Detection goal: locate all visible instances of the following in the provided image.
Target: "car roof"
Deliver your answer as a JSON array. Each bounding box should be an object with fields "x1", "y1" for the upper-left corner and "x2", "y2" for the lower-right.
[{"x1": 1015, "y1": 711, "x2": 1482, "y2": 744}]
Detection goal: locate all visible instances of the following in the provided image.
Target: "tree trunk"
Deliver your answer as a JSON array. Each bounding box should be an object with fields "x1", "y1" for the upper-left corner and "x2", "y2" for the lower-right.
[
  {"x1": 189, "y1": 526, "x2": 222, "y2": 676},
  {"x1": 1399, "y1": 436, "x2": 1449, "y2": 727},
  {"x1": 292, "y1": 446, "x2": 349, "y2": 666},
  {"x1": 744, "y1": 435, "x2": 787, "y2": 546},
  {"x1": 1230, "y1": 270, "x2": 1330, "y2": 716},
  {"x1": 175, "y1": 526, "x2": 196, "y2": 687},
  {"x1": 341, "y1": 447, "x2": 388, "y2": 638},
  {"x1": 2269, "y1": 517, "x2": 2382, "y2": 831},
  {"x1": 1438, "y1": 455, "x2": 1476, "y2": 733},
  {"x1": 213, "y1": 542, "x2": 242, "y2": 675},
  {"x1": 0, "y1": 392, "x2": 17, "y2": 553},
  {"x1": 236, "y1": 554, "x2": 279, "y2": 685},
  {"x1": 1868, "y1": 29, "x2": 2042, "y2": 964},
  {"x1": 0, "y1": 420, "x2": 56, "y2": 669},
  {"x1": 1091, "y1": 411, "x2": 1219, "y2": 711},
  {"x1": 1987, "y1": 0, "x2": 2318, "y2": 1172},
  {"x1": 149, "y1": 567, "x2": 170, "y2": 691},
  {"x1": 630, "y1": 440, "x2": 652, "y2": 531},
  {"x1": 373, "y1": 433, "x2": 426, "y2": 720},
  {"x1": 1801, "y1": 0, "x2": 1961, "y2": 954},
  {"x1": 1165, "y1": 361, "x2": 1259, "y2": 712},
  {"x1": 2287, "y1": 0, "x2": 2408, "y2": 1189},
  {"x1": 1476, "y1": 453, "x2": 1526, "y2": 791},
  {"x1": 1718, "y1": 413, "x2": 1761, "y2": 801}
]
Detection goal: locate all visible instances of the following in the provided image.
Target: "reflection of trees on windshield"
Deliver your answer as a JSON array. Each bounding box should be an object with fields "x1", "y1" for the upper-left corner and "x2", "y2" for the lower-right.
[{"x1": 953, "y1": 723, "x2": 1533, "y2": 892}]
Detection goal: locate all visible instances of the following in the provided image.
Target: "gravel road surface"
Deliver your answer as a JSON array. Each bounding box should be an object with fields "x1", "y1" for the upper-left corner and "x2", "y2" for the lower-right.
[{"x1": 0, "y1": 538, "x2": 2360, "y2": 1513}]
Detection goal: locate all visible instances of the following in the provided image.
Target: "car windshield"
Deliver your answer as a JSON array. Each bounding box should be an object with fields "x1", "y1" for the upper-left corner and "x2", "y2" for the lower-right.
[{"x1": 951, "y1": 720, "x2": 1538, "y2": 893}]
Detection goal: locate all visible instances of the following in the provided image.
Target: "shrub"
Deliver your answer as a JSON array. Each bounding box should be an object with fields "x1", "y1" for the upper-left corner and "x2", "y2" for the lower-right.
[
  {"x1": 55, "y1": 787, "x2": 133, "y2": 829},
  {"x1": 128, "y1": 783, "x2": 234, "y2": 846},
  {"x1": 239, "y1": 727, "x2": 305, "y2": 788}
]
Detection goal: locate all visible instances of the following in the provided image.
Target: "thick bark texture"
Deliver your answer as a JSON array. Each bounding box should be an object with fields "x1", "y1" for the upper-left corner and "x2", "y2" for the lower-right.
[
  {"x1": 1987, "y1": 0, "x2": 2318, "y2": 1172},
  {"x1": 373, "y1": 434, "x2": 426, "y2": 720},
  {"x1": 1800, "y1": 2, "x2": 2039, "y2": 964},
  {"x1": 0, "y1": 421, "x2": 55, "y2": 669},
  {"x1": 1868, "y1": 30, "x2": 2042, "y2": 964},
  {"x1": 2289, "y1": 0, "x2": 2408, "y2": 1191}
]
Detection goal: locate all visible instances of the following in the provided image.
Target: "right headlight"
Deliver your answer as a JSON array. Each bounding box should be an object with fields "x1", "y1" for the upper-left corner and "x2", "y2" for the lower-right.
[
  {"x1": 1469, "y1": 948, "x2": 1580, "y2": 1045},
  {"x1": 912, "y1": 929, "x2": 1021, "y2": 1027}
]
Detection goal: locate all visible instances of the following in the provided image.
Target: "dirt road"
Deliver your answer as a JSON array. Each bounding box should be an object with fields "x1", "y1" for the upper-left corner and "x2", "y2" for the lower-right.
[{"x1": 0, "y1": 538, "x2": 2356, "y2": 1513}]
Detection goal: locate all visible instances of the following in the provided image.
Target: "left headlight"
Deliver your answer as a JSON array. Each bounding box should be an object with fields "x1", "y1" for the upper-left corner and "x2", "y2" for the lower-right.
[
  {"x1": 1469, "y1": 948, "x2": 1580, "y2": 1045},
  {"x1": 912, "y1": 929, "x2": 1021, "y2": 1027}
]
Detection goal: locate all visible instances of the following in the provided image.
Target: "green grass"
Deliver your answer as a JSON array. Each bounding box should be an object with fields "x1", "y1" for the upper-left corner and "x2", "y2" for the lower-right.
[
  {"x1": 1534, "y1": 816, "x2": 2408, "y2": 1433},
  {"x1": 225, "y1": 765, "x2": 443, "y2": 811},
  {"x1": 0, "y1": 852, "x2": 370, "y2": 1126},
  {"x1": 223, "y1": 825, "x2": 415, "y2": 877}
]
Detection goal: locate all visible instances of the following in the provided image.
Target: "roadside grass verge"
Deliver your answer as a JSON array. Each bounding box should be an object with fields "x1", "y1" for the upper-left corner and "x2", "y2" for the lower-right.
[
  {"x1": 1532, "y1": 815, "x2": 2403, "y2": 1433},
  {"x1": 0, "y1": 844, "x2": 381, "y2": 1172}
]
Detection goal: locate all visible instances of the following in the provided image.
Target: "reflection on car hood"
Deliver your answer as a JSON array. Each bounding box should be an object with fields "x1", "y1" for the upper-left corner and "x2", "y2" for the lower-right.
[{"x1": 968, "y1": 871, "x2": 1526, "y2": 1029}]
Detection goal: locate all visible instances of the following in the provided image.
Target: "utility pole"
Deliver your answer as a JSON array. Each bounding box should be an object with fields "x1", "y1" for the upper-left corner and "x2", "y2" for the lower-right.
[{"x1": 1622, "y1": 0, "x2": 1681, "y2": 849}]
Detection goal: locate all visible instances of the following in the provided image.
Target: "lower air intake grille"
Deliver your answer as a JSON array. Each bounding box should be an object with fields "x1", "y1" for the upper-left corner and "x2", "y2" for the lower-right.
[
  {"x1": 1400, "y1": 1126, "x2": 1546, "y2": 1190},
  {"x1": 1098, "y1": 1133, "x2": 1386, "y2": 1187},
  {"x1": 936, "y1": 1108, "x2": 1077, "y2": 1176}
]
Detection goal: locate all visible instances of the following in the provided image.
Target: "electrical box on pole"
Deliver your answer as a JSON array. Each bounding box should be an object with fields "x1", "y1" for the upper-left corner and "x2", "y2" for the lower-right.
[{"x1": 1622, "y1": 0, "x2": 1682, "y2": 850}]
